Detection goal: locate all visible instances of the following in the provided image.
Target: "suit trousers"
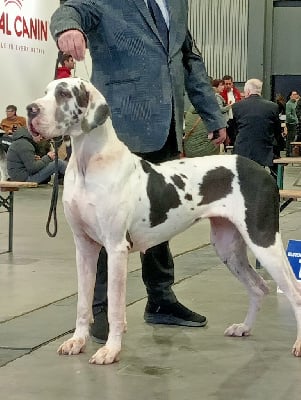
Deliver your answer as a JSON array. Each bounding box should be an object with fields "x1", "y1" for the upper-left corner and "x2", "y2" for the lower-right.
[
  {"x1": 226, "y1": 119, "x2": 237, "y2": 147},
  {"x1": 286, "y1": 123, "x2": 297, "y2": 156},
  {"x1": 93, "y1": 121, "x2": 180, "y2": 314}
]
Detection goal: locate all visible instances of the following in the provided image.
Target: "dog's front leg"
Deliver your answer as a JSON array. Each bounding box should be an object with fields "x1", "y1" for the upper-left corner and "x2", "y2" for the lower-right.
[
  {"x1": 58, "y1": 236, "x2": 100, "y2": 356},
  {"x1": 89, "y1": 246, "x2": 128, "y2": 365}
]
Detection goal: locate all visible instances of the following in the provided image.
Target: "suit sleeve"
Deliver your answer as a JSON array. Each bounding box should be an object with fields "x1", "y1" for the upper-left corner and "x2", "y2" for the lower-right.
[
  {"x1": 182, "y1": 31, "x2": 226, "y2": 132},
  {"x1": 50, "y1": 1, "x2": 102, "y2": 40}
]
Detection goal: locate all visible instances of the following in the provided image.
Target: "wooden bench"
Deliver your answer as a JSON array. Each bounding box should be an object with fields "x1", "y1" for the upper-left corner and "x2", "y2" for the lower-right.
[
  {"x1": 279, "y1": 189, "x2": 301, "y2": 212},
  {"x1": 0, "y1": 181, "x2": 38, "y2": 253},
  {"x1": 273, "y1": 157, "x2": 301, "y2": 189}
]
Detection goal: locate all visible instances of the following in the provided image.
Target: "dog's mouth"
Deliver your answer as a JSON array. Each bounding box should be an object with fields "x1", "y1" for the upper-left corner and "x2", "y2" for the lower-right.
[{"x1": 28, "y1": 121, "x2": 41, "y2": 137}]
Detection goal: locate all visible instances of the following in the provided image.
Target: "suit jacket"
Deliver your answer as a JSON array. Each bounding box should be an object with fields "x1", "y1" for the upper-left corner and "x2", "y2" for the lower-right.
[
  {"x1": 50, "y1": 0, "x2": 225, "y2": 152},
  {"x1": 232, "y1": 94, "x2": 283, "y2": 166}
]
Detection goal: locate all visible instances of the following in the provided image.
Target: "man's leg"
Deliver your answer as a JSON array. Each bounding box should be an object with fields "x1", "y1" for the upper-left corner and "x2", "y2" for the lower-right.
[
  {"x1": 138, "y1": 133, "x2": 207, "y2": 327},
  {"x1": 286, "y1": 125, "x2": 297, "y2": 157},
  {"x1": 141, "y1": 241, "x2": 206, "y2": 326},
  {"x1": 226, "y1": 119, "x2": 236, "y2": 147},
  {"x1": 90, "y1": 248, "x2": 109, "y2": 343},
  {"x1": 27, "y1": 160, "x2": 67, "y2": 184}
]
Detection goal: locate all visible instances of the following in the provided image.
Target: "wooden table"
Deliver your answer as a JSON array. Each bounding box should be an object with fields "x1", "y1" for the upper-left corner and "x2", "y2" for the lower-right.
[
  {"x1": 273, "y1": 157, "x2": 301, "y2": 189},
  {"x1": 0, "y1": 181, "x2": 38, "y2": 253}
]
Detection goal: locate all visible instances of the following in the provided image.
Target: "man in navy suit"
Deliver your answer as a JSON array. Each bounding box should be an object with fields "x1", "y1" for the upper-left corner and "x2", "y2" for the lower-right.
[
  {"x1": 51, "y1": 0, "x2": 226, "y2": 341},
  {"x1": 232, "y1": 79, "x2": 284, "y2": 171}
]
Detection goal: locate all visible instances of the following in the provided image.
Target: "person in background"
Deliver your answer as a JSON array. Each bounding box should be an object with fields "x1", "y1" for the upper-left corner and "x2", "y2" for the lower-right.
[
  {"x1": 0, "y1": 105, "x2": 26, "y2": 135},
  {"x1": 183, "y1": 105, "x2": 220, "y2": 157},
  {"x1": 55, "y1": 53, "x2": 75, "y2": 79},
  {"x1": 275, "y1": 93, "x2": 286, "y2": 119},
  {"x1": 274, "y1": 93, "x2": 287, "y2": 149},
  {"x1": 212, "y1": 79, "x2": 232, "y2": 126},
  {"x1": 232, "y1": 79, "x2": 284, "y2": 178},
  {"x1": 285, "y1": 90, "x2": 299, "y2": 156},
  {"x1": 50, "y1": 0, "x2": 226, "y2": 343},
  {"x1": 295, "y1": 94, "x2": 301, "y2": 142},
  {"x1": 221, "y1": 75, "x2": 242, "y2": 146},
  {"x1": 6, "y1": 127, "x2": 67, "y2": 184}
]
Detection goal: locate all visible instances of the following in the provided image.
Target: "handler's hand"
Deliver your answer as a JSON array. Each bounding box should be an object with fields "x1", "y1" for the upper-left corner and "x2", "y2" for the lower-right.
[
  {"x1": 57, "y1": 30, "x2": 86, "y2": 61},
  {"x1": 208, "y1": 127, "x2": 227, "y2": 145}
]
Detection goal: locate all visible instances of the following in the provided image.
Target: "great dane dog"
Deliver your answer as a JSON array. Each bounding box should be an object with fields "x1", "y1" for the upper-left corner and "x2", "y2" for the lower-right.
[{"x1": 27, "y1": 78, "x2": 301, "y2": 365}]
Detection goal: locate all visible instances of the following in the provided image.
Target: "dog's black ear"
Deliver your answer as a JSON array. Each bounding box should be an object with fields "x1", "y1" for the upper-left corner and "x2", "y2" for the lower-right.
[{"x1": 81, "y1": 81, "x2": 110, "y2": 133}]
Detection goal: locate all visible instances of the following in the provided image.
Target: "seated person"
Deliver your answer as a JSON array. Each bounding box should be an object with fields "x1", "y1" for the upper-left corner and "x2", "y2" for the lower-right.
[
  {"x1": 6, "y1": 127, "x2": 67, "y2": 184},
  {"x1": 0, "y1": 105, "x2": 27, "y2": 135}
]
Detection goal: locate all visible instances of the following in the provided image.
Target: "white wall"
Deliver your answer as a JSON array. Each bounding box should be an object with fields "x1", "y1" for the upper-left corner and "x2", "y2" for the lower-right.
[
  {"x1": 188, "y1": 0, "x2": 248, "y2": 83},
  {"x1": 0, "y1": 0, "x2": 59, "y2": 119}
]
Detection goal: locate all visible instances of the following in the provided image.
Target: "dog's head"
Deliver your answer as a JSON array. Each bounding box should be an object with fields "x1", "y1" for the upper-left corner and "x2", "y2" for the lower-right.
[{"x1": 27, "y1": 78, "x2": 110, "y2": 139}]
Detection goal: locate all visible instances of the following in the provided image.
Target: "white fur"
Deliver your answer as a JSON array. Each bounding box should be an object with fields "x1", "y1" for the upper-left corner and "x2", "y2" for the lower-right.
[{"x1": 27, "y1": 78, "x2": 301, "y2": 365}]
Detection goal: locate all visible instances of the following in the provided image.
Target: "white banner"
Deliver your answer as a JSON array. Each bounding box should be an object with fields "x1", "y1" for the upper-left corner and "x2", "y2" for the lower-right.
[{"x1": 0, "y1": 0, "x2": 60, "y2": 121}]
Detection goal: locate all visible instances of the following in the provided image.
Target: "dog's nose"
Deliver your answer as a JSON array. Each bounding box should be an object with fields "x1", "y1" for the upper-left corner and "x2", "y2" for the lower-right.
[{"x1": 26, "y1": 103, "x2": 40, "y2": 119}]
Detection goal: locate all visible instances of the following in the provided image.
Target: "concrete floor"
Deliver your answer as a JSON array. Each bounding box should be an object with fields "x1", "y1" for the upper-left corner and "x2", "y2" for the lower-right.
[{"x1": 1, "y1": 161, "x2": 301, "y2": 399}]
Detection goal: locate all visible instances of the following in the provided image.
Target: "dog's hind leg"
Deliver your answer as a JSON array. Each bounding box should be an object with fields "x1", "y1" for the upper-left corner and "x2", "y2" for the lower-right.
[
  {"x1": 249, "y1": 234, "x2": 301, "y2": 357},
  {"x1": 210, "y1": 217, "x2": 269, "y2": 337},
  {"x1": 58, "y1": 235, "x2": 100, "y2": 356}
]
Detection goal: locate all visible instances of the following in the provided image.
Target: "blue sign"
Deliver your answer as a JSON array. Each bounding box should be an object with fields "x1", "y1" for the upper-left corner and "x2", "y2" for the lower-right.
[{"x1": 286, "y1": 240, "x2": 301, "y2": 281}]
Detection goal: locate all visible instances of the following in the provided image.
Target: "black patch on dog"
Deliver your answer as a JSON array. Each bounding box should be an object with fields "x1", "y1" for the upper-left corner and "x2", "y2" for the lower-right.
[
  {"x1": 55, "y1": 82, "x2": 72, "y2": 105},
  {"x1": 171, "y1": 174, "x2": 185, "y2": 191},
  {"x1": 198, "y1": 167, "x2": 234, "y2": 205},
  {"x1": 72, "y1": 83, "x2": 89, "y2": 108},
  {"x1": 185, "y1": 193, "x2": 193, "y2": 201},
  {"x1": 141, "y1": 160, "x2": 181, "y2": 227},
  {"x1": 94, "y1": 104, "x2": 110, "y2": 125},
  {"x1": 55, "y1": 107, "x2": 65, "y2": 124},
  {"x1": 236, "y1": 156, "x2": 279, "y2": 248}
]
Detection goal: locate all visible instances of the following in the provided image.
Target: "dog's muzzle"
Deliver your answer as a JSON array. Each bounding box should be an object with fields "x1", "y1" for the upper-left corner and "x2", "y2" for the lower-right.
[
  {"x1": 27, "y1": 103, "x2": 41, "y2": 136},
  {"x1": 27, "y1": 103, "x2": 40, "y2": 119}
]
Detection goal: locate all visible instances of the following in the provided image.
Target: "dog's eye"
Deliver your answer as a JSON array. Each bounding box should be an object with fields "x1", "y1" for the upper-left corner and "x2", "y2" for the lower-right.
[{"x1": 59, "y1": 90, "x2": 72, "y2": 99}]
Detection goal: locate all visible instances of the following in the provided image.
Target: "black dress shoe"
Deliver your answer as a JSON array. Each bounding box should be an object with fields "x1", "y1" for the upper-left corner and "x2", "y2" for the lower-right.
[
  {"x1": 90, "y1": 308, "x2": 109, "y2": 343},
  {"x1": 144, "y1": 301, "x2": 207, "y2": 327}
]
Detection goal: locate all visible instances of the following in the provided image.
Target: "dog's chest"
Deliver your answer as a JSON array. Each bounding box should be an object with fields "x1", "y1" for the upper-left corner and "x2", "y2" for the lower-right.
[{"x1": 63, "y1": 184, "x2": 110, "y2": 241}]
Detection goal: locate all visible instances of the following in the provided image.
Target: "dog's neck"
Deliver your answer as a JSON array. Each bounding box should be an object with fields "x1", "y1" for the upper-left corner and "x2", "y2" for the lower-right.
[{"x1": 69, "y1": 117, "x2": 129, "y2": 171}]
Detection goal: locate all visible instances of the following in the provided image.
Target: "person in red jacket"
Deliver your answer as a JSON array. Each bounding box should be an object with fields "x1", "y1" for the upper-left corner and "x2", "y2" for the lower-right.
[
  {"x1": 55, "y1": 53, "x2": 75, "y2": 79},
  {"x1": 221, "y1": 75, "x2": 242, "y2": 147}
]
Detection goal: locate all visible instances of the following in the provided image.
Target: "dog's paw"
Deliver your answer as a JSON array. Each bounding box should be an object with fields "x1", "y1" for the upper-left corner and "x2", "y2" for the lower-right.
[
  {"x1": 89, "y1": 345, "x2": 121, "y2": 365},
  {"x1": 292, "y1": 339, "x2": 301, "y2": 357},
  {"x1": 57, "y1": 337, "x2": 86, "y2": 355},
  {"x1": 224, "y1": 323, "x2": 250, "y2": 337}
]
